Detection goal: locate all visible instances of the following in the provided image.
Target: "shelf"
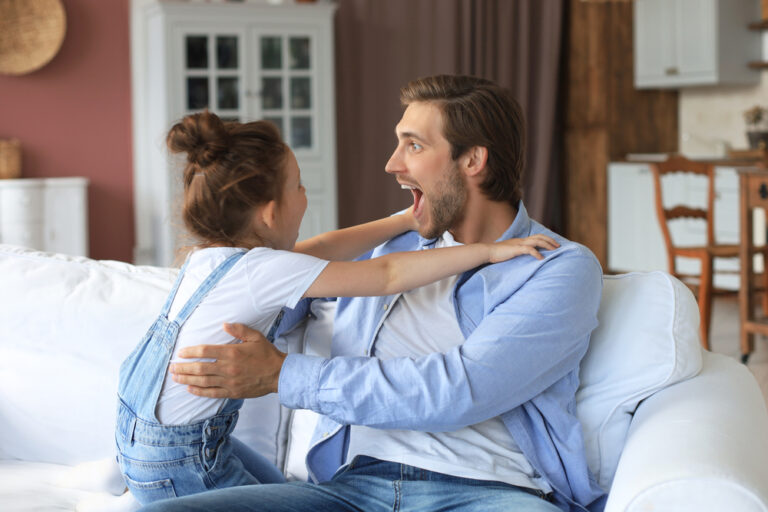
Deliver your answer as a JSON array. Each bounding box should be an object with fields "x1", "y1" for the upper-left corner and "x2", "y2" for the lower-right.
[
  {"x1": 728, "y1": 148, "x2": 768, "y2": 161},
  {"x1": 748, "y1": 20, "x2": 768, "y2": 30},
  {"x1": 748, "y1": 61, "x2": 768, "y2": 69}
]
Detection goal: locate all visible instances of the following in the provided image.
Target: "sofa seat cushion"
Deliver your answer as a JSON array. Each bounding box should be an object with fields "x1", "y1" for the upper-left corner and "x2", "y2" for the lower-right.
[
  {"x1": 0, "y1": 460, "x2": 96, "y2": 511},
  {"x1": 575, "y1": 271, "x2": 703, "y2": 490}
]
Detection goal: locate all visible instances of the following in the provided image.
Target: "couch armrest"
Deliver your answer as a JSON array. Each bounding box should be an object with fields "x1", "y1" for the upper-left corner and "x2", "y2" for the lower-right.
[{"x1": 605, "y1": 352, "x2": 768, "y2": 512}]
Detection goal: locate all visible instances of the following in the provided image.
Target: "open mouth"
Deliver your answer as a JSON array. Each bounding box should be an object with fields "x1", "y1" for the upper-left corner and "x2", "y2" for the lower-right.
[{"x1": 401, "y1": 183, "x2": 425, "y2": 218}]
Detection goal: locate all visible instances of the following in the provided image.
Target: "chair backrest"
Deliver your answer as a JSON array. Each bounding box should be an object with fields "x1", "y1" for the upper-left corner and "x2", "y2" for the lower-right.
[{"x1": 649, "y1": 155, "x2": 715, "y2": 272}]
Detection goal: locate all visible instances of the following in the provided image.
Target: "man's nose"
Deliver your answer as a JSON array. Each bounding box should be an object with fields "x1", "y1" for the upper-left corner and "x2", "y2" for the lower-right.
[{"x1": 385, "y1": 146, "x2": 403, "y2": 175}]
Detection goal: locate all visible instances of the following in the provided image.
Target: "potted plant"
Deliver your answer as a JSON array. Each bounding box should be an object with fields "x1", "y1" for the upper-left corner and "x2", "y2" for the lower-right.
[{"x1": 744, "y1": 105, "x2": 768, "y2": 149}]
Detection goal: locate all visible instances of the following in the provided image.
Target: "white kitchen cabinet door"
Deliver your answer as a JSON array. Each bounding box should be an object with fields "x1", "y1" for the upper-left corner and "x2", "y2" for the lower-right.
[
  {"x1": 634, "y1": 0, "x2": 760, "y2": 89},
  {"x1": 634, "y1": 0, "x2": 677, "y2": 83}
]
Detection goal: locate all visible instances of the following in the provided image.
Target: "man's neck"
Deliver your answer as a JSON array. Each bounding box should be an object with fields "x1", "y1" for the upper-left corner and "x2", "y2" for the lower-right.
[{"x1": 449, "y1": 196, "x2": 518, "y2": 245}]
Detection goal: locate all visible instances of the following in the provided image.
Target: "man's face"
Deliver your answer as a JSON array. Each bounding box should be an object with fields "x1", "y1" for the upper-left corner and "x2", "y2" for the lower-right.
[{"x1": 385, "y1": 102, "x2": 467, "y2": 239}]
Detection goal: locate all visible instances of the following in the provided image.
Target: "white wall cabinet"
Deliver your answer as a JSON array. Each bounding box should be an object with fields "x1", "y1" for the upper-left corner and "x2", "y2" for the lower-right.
[
  {"x1": 634, "y1": 0, "x2": 761, "y2": 89},
  {"x1": 131, "y1": 0, "x2": 337, "y2": 266},
  {"x1": 0, "y1": 178, "x2": 89, "y2": 257},
  {"x1": 607, "y1": 162, "x2": 739, "y2": 290}
]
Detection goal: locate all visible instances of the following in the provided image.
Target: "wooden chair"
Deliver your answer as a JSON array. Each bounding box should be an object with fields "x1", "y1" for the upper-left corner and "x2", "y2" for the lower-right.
[
  {"x1": 738, "y1": 164, "x2": 768, "y2": 364},
  {"x1": 650, "y1": 156, "x2": 740, "y2": 350}
]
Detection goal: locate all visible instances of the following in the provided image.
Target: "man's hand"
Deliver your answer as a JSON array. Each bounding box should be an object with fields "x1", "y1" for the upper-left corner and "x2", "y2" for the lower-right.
[{"x1": 169, "y1": 323, "x2": 287, "y2": 399}]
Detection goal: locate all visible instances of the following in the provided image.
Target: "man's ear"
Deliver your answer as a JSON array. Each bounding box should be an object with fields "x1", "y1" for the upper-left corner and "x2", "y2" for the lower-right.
[{"x1": 461, "y1": 146, "x2": 488, "y2": 177}]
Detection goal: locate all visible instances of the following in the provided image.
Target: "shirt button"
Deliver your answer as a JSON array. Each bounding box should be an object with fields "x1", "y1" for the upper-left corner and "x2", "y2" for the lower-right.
[
  {"x1": 383, "y1": 304, "x2": 388, "y2": 310},
  {"x1": 322, "y1": 432, "x2": 329, "y2": 438}
]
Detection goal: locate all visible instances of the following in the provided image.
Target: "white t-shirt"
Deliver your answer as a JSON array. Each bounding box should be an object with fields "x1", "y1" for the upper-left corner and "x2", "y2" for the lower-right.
[
  {"x1": 155, "y1": 246, "x2": 328, "y2": 425},
  {"x1": 346, "y1": 232, "x2": 550, "y2": 493}
]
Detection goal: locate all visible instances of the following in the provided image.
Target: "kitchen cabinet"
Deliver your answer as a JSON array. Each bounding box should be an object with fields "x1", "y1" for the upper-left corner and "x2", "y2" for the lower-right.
[
  {"x1": 607, "y1": 162, "x2": 739, "y2": 290},
  {"x1": 131, "y1": 0, "x2": 337, "y2": 265},
  {"x1": 634, "y1": 0, "x2": 761, "y2": 88},
  {"x1": 0, "y1": 177, "x2": 89, "y2": 257}
]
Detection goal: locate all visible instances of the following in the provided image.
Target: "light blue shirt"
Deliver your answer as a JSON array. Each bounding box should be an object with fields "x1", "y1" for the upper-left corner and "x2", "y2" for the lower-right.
[{"x1": 278, "y1": 202, "x2": 607, "y2": 512}]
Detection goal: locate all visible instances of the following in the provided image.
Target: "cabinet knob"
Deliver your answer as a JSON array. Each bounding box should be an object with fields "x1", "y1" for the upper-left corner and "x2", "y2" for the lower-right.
[
  {"x1": 665, "y1": 67, "x2": 679, "y2": 76},
  {"x1": 759, "y1": 183, "x2": 768, "y2": 199}
]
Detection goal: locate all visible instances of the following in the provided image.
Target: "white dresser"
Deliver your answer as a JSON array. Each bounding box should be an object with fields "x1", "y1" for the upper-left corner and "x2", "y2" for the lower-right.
[{"x1": 0, "y1": 178, "x2": 89, "y2": 257}]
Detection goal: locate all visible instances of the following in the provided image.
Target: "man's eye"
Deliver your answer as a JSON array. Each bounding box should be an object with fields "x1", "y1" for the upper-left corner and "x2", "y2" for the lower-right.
[{"x1": 409, "y1": 142, "x2": 422, "y2": 152}]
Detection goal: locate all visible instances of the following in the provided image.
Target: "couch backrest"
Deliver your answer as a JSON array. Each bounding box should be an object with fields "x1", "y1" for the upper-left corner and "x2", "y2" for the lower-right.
[
  {"x1": 576, "y1": 271, "x2": 702, "y2": 490},
  {"x1": 0, "y1": 246, "x2": 176, "y2": 464},
  {"x1": 0, "y1": 245, "x2": 296, "y2": 468}
]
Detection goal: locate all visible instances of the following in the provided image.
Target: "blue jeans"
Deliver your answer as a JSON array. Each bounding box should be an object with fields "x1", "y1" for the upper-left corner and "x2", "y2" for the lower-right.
[
  {"x1": 116, "y1": 399, "x2": 285, "y2": 504},
  {"x1": 140, "y1": 456, "x2": 560, "y2": 511}
]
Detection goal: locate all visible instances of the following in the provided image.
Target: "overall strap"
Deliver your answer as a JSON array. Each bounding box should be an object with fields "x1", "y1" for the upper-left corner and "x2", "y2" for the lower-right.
[
  {"x1": 172, "y1": 250, "x2": 246, "y2": 325},
  {"x1": 159, "y1": 256, "x2": 195, "y2": 318}
]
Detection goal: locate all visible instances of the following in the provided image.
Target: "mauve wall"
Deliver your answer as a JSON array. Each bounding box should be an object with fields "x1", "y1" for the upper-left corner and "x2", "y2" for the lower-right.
[{"x1": 0, "y1": 0, "x2": 134, "y2": 262}]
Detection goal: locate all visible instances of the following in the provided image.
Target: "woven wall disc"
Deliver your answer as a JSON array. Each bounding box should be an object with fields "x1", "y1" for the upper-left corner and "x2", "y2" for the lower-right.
[{"x1": 0, "y1": 0, "x2": 67, "y2": 76}]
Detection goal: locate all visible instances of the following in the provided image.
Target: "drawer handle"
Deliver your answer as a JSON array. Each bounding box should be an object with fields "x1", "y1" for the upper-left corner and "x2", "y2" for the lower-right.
[
  {"x1": 760, "y1": 183, "x2": 768, "y2": 199},
  {"x1": 665, "y1": 67, "x2": 679, "y2": 76}
]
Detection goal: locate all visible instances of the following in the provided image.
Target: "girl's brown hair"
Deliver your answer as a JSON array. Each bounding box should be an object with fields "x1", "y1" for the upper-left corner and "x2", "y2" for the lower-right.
[{"x1": 167, "y1": 110, "x2": 288, "y2": 248}]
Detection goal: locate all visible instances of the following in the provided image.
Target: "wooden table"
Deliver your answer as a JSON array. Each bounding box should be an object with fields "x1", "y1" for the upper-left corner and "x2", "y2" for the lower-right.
[{"x1": 739, "y1": 167, "x2": 768, "y2": 362}]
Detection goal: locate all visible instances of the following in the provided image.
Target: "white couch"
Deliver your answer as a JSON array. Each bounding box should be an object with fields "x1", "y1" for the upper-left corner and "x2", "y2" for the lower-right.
[{"x1": 0, "y1": 244, "x2": 767, "y2": 511}]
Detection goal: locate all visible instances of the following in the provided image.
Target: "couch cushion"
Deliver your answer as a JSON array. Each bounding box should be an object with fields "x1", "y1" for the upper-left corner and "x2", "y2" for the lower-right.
[
  {"x1": 575, "y1": 271, "x2": 703, "y2": 490},
  {"x1": 0, "y1": 245, "x2": 293, "y2": 469},
  {"x1": 0, "y1": 245, "x2": 176, "y2": 465}
]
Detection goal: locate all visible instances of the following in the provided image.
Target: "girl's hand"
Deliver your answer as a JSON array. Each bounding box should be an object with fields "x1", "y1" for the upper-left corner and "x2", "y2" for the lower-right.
[
  {"x1": 488, "y1": 234, "x2": 560, "y2": 263},
  {"x1": 403, "y1": 206, "x2": 418, "y2": 231}
]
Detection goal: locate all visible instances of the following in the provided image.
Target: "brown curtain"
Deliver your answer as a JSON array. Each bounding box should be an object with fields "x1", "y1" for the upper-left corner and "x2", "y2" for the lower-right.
[{"x1": 335, "y1": 0, "x2": 564, "y2": 229}]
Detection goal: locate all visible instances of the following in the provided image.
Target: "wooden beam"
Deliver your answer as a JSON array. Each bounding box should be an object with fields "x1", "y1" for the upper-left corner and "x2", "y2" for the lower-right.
[{"x1": 562, "y1": 0, "x2": 678, "y2": 268}]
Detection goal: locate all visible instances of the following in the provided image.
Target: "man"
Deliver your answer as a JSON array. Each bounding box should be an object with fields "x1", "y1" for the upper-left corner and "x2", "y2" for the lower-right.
[{"x1": 145, "y1": 75, "x2": 606, "y2": 512}]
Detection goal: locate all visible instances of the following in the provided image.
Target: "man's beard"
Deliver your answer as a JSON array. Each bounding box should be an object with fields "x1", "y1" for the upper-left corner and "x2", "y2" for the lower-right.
[{"x1": 419, "y1": 162, "x2": 467, "y2": 240}]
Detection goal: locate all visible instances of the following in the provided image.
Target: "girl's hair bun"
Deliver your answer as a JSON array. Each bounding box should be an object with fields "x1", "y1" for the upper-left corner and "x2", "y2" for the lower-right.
[
  {"x1": 168, "y1": 110, "x2": 288, "y2": 249},
  {"x1": 167, "y1": 110, "x2": 229, "y2": 169}
]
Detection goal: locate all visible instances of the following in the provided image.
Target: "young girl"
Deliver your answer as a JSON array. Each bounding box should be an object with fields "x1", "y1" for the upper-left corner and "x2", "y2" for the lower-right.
[{"x1": 115, "y1": 111, "x2": 557, "y2": 505}]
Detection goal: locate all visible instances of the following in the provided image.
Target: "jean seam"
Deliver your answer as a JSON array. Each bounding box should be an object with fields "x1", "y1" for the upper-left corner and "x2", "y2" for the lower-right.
[{"x1": 392, "y1": 479, "x2": 400, "y2": 512}]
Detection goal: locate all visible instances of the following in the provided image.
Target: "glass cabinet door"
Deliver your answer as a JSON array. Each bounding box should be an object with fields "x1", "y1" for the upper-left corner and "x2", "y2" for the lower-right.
[
  {"x1": 183, "y1": 32, "x2": 244, "y2": 122},
  {"x1": 256, "y1": 34, "x2": 314, "y2": 151}
]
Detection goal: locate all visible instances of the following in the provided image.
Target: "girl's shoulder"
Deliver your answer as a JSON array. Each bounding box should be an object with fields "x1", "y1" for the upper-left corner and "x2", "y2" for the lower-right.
[{"x1": 188, "y1": 246, "x2": 247, "y2": 268}]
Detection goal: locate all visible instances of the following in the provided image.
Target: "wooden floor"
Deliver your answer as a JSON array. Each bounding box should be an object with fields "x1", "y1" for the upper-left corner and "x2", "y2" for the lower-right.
[{"x1": 710, "y1": 295, "x2": 768, "y2": 413}]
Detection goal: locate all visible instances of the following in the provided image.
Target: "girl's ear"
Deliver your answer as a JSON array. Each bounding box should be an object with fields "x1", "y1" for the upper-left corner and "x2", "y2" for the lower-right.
[
  {"x1": 461, "y1": 146, "x2": 488, "y2": 177},
  {"x1": 258, "y1": 200, "x2": 278, "y2": 230}
]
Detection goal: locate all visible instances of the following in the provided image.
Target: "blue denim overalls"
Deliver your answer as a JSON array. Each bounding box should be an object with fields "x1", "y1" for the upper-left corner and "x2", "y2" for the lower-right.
[{"x1": 116, "y1": 250, "x2": 284, "y2": 504}]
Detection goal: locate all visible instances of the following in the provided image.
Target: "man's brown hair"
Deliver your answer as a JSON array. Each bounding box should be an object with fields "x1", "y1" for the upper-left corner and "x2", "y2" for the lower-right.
[{"x1": 400, "y1": 75, "x2": 526, "y2": 206}]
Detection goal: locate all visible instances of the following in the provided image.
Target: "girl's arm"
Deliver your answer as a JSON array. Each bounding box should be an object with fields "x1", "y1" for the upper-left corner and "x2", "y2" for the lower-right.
[
  {"x1": 303, "y1": 234, "x2": 559, "y2": 298},
  {"x1": 294, "y1": 208, "x2": 417, "y2": 261}
]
